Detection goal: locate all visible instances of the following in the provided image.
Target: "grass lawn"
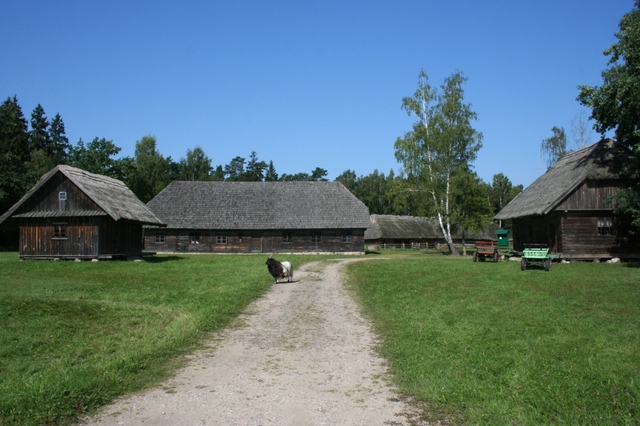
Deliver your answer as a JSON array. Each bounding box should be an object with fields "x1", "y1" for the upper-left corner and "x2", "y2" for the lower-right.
[
  {"x1": 347, "y1": 251, "x2": 640, "y2": 425},
  {"x1": 0, "y1": 252, "x2": 335, "y2": 426}
]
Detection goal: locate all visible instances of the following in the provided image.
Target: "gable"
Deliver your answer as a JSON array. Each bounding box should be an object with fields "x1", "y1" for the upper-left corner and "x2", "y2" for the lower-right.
[
  {"x1": 555, "y1": 179, "x2": 630, "y2": 212},
  {"x1": 495, "y1": 140, "x2": 637, "y2": 220},
  {"x1": 12, "y1": 172, "x2": 106, "y2": 218},
  {"x1": 0, "y1": 165, "x2": 165, "y2": 226}
]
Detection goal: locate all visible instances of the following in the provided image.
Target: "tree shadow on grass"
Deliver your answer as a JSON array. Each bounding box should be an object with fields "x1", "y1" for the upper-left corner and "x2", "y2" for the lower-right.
[{"x1": 144, "y1": 255, "x2": 185, "y2": 263}]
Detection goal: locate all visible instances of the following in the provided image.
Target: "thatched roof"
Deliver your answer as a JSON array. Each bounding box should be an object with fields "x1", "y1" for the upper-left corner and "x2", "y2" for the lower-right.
[
  {"x1": 495, "y1": 139, "x2": 637, "y2": 220},
  {"x1": 365, "y1": 214, "x2": 499, "y2": 240},
  {"x1": 0, "y1": 165, "x2": 165, "y2": 226},
  {"x1": 146, "y1": 181, "x2": 371, "y2": 230}
]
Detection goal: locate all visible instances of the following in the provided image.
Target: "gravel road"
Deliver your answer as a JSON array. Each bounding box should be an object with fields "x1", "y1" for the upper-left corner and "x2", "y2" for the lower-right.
[{"x1": 79, "y1": 259, "x2": 429, "y2": 425}]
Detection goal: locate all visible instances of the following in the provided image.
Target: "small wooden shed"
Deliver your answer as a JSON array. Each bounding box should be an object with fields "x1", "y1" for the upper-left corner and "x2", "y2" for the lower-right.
[
  {"x1": 145, "y1": 181, "x2": 371, "y2": 254},
  {"x1": 494, "y1": 139, "x2": 640, "y2": 260},
  {"x1": 0, "y1": 165, "x2": 165, "y2": 260}
]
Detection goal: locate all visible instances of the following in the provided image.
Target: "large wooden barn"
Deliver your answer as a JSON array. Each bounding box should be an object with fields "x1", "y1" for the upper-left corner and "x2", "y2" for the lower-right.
[
  {"x1": 364, "y1": 214, "x2": 499, "y2": 251},
  {"x1": 495, "y1": 139, "x2": 640, "y2": 260},
  {"x1": 0, "y1": 165, "x2": 165, "y2": 260},
  {"x1": 145, "y1": 181, "x2": 371, "y2": 254}
]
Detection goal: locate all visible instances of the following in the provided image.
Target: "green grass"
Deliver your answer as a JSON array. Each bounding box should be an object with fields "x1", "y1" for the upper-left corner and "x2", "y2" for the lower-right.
[
  {"x1": 346, "y1": 252, "x2": 640, "y2": 425},
  {"x1": 0, "y1": 252, "x2": 336, "y2": 426}
]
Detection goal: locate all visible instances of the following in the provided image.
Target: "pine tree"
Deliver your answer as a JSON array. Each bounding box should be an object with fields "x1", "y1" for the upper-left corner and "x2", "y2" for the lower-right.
[
  {"x1": 29, "y1": 104, "x2": 50, "y2": 153},
  {"x1": 48, "y1": 113, "x2": 70, "y2": 165},
  {"x1": 0, "y1": 96, "x2": 29, "y2": 163}
]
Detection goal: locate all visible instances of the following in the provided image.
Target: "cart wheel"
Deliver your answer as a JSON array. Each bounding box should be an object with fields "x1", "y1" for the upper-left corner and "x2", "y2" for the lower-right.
[
  {"x1": 473, "y1": 251, "x2": 477, "y2": 262},
  {"x1": 544, "y1": 258, "x2": 550, "y2": 272},
  {"x1": 520, "y1": 258, "x2": 526, "y2": 271}
]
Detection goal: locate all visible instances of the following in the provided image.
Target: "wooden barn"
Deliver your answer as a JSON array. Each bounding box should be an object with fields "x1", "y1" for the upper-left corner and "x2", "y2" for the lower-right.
[
  {"x1": 494, "y1": 139, "x2": 640, "y2": 260},
  {"x1": 0, "y1": 165, "x2": 165, "y2": 260},
  {"x1": 144, "y1": 181, "x2": 371, "y2": 254},
  {"x1": 364, "y1": 214, "x2": 499, "y2": 250}
]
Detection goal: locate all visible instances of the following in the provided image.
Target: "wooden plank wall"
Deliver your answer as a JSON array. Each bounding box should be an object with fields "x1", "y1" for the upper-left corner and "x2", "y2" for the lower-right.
[
  {"x1": 17, "y1": 174, "x2": 101, "y2": 215},
  {"x1": 19, "y1": 217, "x2": 100, "y2": 257},
  {"x1": 144, "y1": 229, "x2": 366, "y2": 253},
  {"x1": 556, "y1": 179, "x2": 625, "y2": 211}
]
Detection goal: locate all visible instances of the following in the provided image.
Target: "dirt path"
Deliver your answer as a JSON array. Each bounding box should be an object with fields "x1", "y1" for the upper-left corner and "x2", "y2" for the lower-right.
[{"x1": 80, "y1": 259, "x2": 428, "y2": 425}]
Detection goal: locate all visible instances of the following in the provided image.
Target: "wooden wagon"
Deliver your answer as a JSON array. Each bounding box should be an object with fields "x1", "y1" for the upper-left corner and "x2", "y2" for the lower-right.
[
  {"x1": 473, "y1": 240, "x2": 500, "y2": 262},
  {"x1": 520, "y1": 244, "x2": 562, "y2": 271}
]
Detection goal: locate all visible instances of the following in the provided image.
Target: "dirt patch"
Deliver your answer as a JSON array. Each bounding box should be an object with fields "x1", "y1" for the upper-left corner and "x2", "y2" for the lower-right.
[{"x1": 79, "y1": 259, "x2": 429, "y2": 425}]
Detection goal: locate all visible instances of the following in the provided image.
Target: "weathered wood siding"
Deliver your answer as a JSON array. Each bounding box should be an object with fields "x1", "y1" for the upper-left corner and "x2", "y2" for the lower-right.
[
  {"x1": 19, "y1": 217, "x2": 100, "y2": 258},
  {"x1": 512, "y1": 211, "x2": 640, "y2": 259},
  {"x1": 144, "y1": 229, "x2": 366, "y2": 253},
  {"x1": 16, "y1": 173, "x2": 102, "y2": 215},
  {"x1": 19, "y1": 217, "x2": 145, "y2": 259},
  {"x1": 561, "y1": 213, "x2": 640, "y2": 259},
  {"x1": 561, "y1": 214, "x2": 613, "y2": 258},
  {"x1": 556, "y1": 179, "x2": 625, "y2": 211}
]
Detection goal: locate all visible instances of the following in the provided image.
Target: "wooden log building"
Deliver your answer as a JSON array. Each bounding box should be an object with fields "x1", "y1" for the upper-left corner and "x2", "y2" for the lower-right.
[
  {"x1": 144, "y1": 181, "x2": 371, "y2": 254},
  {"x1": 494, "y1": 139, "x2": 640, "y2": 260},
  {"x1": 0, "y1": 165, "x2": 165, "y2": 260},
  {"x1": 364, "y1": 214, "x2": 500, "y2": 250}
]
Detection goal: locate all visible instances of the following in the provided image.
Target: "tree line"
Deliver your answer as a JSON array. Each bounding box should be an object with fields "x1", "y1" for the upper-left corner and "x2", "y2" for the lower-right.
[
  {"x1": 0, "y1": 94, "x2": 524, "y2": 251},
  {"x1": 0, "y1": 94, "x2": 522, "y2": 210}
]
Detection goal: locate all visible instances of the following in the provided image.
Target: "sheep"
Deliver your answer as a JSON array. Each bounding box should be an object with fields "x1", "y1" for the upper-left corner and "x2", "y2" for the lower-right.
[{"x1": 265, "y1": 255, "x2": 293, "y2": 283}]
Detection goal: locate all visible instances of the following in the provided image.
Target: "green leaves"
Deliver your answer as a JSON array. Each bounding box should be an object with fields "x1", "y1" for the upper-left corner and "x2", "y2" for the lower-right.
[{"x1": 394, "y1": 69, "x2": 484, "y2": 253}]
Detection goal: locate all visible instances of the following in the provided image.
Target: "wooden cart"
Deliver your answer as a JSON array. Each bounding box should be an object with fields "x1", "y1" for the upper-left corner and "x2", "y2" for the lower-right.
[
  {"x1": 520, "y1": 244, "x2": 562, "y2": 271},
  {"x1": 473, "y1": 240, "x2": 500, "y2": 262}
]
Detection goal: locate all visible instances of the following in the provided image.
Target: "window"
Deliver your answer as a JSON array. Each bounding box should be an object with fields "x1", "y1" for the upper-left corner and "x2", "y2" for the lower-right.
[
  {"x1": 216, "y1": 234, "x2": 227, "y2": 244},
  {"x1": 342, "y1": 233, "x2": 353, "y2": 243},
  {"x1": 155, "y1": 232, "x2": 165, "y2": 243},
  {"x1": 311, "y1": 232, "x2": 322, "y2": 243},
  {"x1": 189, "y1": 232, "x2": 200, "y2": 244},
  {"x1": 53, "y1": 223, "x2": 66, "y2": 238},
  {"x1": 58, "y1": 191, "x2": 67, "y2": 201},
  {"x1": 598, "y1": 217, "x2": 614, "y2": 236},
  {"x1": 282, "y1": 232, "x2": 293, "y2": 243}
]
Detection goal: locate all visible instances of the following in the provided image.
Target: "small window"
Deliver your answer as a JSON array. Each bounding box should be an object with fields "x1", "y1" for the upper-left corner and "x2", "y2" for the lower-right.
[
  {"x1": 311, "y1": 232, "x2": 322, "y2": 243},
  {"x1": 58, "y1": 191, "x2": 67, "y2": 201},
  {"x1": 155, "y1": 232, "x2": 165, "y2": 243},
  {"x1": 342, "y1": 233, "x2": 353, "y2": 243},
  {"x1": 282, "y1": 232, "x2": 293, "y2": 243},
  {"x1": 216, "y1": 234, "x2": 227, "y2": 244},
  {"x1": 189, "y1": 232, "x2": 200, "y2": 244},
  {"x1": 53, "y1": 223, "x2": 67, "y2": 238},
  {"x1": 598, "y1": 217, "x2": 614, "y2": 236}
]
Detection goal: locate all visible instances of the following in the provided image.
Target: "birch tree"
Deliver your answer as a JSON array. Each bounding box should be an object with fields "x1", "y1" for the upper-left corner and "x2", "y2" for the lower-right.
[{"x1": 394, "y1": 70, "x2": 483, "y2": 255}]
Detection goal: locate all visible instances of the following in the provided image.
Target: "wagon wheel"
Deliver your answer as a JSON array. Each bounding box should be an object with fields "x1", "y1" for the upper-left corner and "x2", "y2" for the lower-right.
[
  {"x1": 520, "y1": 258, "x2": 526, "y2": 271},
  {"x1": 544, "y1": 258, "x2": 551, "y2": 272},
  {"x1": 473, "y1": 251, "x2": 478, "y2": 262}
]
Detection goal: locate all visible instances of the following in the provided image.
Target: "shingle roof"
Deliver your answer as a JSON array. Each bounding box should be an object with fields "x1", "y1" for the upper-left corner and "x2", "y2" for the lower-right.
[
  {"x1": 0, "y1": 165, "x2": 165, "y2": 226},
  {"x1": 147, "y1": 181, "x2": 371, "y2": 230},
  {"x1": 365, "y1": 214, "x2": 499, "y2": 240},
  {"x1": 365, "y1": 214, "x2": 439, "y2": 240},
  {"x1": 495, "y1": 139, "x2": 637, "y2": 220}
]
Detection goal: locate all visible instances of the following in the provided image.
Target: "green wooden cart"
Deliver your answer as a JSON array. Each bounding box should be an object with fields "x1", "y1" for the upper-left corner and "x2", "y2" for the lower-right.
[{"x1": 520, "y1": 244, "x2": 562, "y2": 271}]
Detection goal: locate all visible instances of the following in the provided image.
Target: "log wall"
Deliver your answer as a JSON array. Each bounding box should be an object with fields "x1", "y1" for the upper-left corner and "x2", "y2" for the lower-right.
[{"x1": 144, "y1": 229, "x2": 366, "y2": 254}]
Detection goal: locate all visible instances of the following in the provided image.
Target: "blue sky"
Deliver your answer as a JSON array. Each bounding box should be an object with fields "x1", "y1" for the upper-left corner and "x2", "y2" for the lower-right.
[{"x1": 1, "y1": 1, "x2": 633, "y2": 188}]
